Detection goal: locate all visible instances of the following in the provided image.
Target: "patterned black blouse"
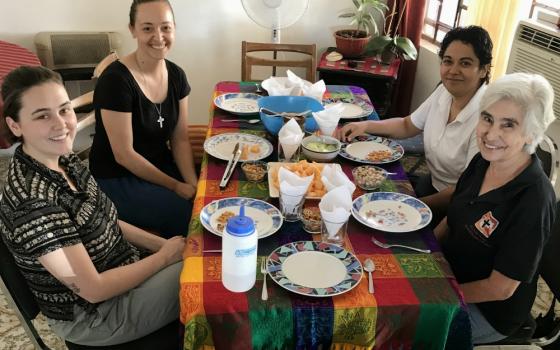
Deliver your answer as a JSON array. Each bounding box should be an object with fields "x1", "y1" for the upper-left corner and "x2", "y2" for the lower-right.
[{"x1": 0, "y1": 146, "x2": 140, "y2": 321}]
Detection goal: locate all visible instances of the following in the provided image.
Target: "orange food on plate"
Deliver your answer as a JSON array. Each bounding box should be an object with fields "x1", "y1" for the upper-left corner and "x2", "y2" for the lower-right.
[
  {"x1": 366, "y1": 150, "x2": 392, "y2": 162},
  {"x1": 240, "y1": 143, "x2": 261, "y2": 160},
  {"x1": 271, "y1": 160, "x2": 327, "y2": 197}
]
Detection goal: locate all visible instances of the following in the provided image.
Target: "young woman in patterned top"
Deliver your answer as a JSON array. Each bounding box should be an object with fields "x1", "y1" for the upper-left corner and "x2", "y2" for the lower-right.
[{"x1": 0, "y1": 65, "x2": 185, "y2": 346}]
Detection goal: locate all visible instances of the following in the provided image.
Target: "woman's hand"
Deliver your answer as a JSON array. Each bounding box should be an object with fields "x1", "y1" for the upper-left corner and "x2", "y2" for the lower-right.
[
  {"x1": 174, "y1": 181, "x2": 196, "y2": 199},
  {"x1": 157, "y1": 236, "x2": 185, "y2": 266},
  {"x1": 335, "y1": 121, "x2": 369, "y2": 142}
]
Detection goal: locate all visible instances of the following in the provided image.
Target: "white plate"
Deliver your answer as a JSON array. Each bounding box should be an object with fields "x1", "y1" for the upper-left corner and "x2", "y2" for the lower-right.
[
  {"x1": 323, "y1": 97, "x2": 374, "y2": 120},
  {"x1": 339, "y1": 135, "x2": 404, "y2": 164},
  {"x1": 267, "y1": 162, "x2": 343, "y2": 198},
  {"x1": 214, "y1": 93, "x2": 261, "y2": 115},
  {"x1": 200, "y1": 197, "x2": 283, "y2": 239},
  {"x1": 267, "y1": 241, "x2": 363, "y2": 297},
  {"x1": 203, "y1": 133, "x2": 273, "y2": 162},
  {"x1": 352, "y1": 192, "x2": 432, "y2": 232}
]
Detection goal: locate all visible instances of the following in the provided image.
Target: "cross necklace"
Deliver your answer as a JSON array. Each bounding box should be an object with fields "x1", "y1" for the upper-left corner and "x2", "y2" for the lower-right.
[{"x1": 135, "y1": 53, "x2": 165, "y2": 128}]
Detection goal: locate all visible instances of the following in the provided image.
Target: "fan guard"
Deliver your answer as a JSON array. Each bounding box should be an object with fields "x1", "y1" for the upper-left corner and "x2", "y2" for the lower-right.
[{"x1": 241, "y1": 0, "x2": 309, "y2": 42}]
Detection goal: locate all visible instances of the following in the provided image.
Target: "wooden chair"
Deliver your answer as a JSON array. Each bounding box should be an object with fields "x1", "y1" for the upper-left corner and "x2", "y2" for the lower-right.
[
  {"x1": 241, "y1": 41, "x2": 317, "y2": 82},
  {"x1": 72, "y1": 51, "x2": 119, "y2": 134},
  {"x1": 187, "y1": 124, "x2": 208, "y2": 167}
]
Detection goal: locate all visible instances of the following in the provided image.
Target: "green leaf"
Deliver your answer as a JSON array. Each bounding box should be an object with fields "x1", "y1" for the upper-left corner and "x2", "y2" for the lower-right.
[
  {"x1": 338, "y1": 13, "x2": 355, "y2": 18},
  {"x1": 365, "y1": 35, "x2": 393, "y2": 53},
  {"x1": 395, "y1": 36, "x2": 418, "y2": 60}
]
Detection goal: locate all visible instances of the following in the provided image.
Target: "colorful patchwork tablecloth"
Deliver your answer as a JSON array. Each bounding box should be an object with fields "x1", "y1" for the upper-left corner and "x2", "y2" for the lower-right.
[{"x1": 180, "y1": 82, "x2": 472, "y2": 350}]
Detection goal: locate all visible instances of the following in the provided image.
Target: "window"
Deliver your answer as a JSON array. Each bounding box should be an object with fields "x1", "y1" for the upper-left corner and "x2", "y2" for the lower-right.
[
  {"x1": 530, "y1": 0, "x2": 560, "y2": 21},
  {"x1": 422, "y1": 0, "x2": 469, "y2": 45}
]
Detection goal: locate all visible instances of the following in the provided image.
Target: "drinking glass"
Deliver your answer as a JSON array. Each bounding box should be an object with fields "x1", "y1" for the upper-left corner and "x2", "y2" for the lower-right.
[
  {"x1": 321, "y1": 217, "x2": 349, "y2": 246},
  {"x1": 279, "y1": 190, "x2": 305, "y2": 222}
]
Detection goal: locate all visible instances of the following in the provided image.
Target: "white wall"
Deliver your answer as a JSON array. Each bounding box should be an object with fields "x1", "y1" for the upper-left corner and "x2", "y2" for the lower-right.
[
  {"x1": 0, "y1": 0, "x2": 360, "y2": 124},
  {"x1": 410, "y1": 43, "x2": 441, "y2": 111}
]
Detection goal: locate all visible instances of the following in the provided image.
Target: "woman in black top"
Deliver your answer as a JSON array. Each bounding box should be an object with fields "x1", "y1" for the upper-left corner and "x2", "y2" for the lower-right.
[
  {"x1": 434, "y1": 73, "x2": 556, "y2": 344},
  {"x1": 89, "y1": 0, "x2": 197, "y2": 237}
]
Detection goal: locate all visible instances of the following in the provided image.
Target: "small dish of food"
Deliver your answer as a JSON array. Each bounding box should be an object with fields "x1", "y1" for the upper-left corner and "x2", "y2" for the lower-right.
[
  {"x1": 301, "y1": 206, "x2": 322, "y2": 233},
  {"x1": 352, "y1": 165, "x2": 388, "y2": 191},
  {"x1": 301, "y1": 135, "x2": 341, "y2": 162},
  {"x1": 241, "y1": 161, "x2": 268, "y2": 182}
]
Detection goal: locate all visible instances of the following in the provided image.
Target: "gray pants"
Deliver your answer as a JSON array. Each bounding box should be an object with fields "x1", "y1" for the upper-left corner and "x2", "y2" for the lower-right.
[
  {"x1": 48, "y1": 261, "x2": 182, "y2": 346},
  {"x1": 468, "y1": 303, "x2": 507, "y2": 344}
]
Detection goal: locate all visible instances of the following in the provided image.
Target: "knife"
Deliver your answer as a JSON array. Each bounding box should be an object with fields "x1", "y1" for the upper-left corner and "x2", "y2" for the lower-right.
[{"x1": 220, "y1": 142, "x2": 242, "y2": 189}]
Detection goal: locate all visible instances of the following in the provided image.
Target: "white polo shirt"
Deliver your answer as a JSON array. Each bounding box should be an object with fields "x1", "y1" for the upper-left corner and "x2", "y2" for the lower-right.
[{"x1": 411, "y1": 84, "x2": 486, "y2": 191}]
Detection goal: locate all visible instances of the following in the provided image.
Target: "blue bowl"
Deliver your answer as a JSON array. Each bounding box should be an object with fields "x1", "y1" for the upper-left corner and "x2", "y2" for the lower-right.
[{"x1": 258, "y1": 96, "x2": 323, "y2": 135}]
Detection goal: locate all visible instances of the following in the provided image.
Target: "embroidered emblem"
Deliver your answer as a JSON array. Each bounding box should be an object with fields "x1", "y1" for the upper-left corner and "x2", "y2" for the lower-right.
[{"x1": 474, "y1": 211, "x2": 499, "y2": 238}]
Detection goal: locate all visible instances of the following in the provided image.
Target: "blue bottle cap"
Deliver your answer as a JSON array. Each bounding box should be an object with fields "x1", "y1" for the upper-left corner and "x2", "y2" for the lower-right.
[{"x1": 225, "y1": 204, "x2": 255, "y2": 237}]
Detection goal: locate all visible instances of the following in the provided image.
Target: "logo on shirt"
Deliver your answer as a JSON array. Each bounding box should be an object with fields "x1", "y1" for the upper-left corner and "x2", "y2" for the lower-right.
[{"x1": 474, "y1": 211, "x2": 499, "y2": 238}]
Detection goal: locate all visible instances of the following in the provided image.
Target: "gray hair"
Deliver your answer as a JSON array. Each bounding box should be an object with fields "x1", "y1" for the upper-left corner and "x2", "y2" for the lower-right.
[{"x1": 479, "y1": 73, "x2": 556, "y2": 154}]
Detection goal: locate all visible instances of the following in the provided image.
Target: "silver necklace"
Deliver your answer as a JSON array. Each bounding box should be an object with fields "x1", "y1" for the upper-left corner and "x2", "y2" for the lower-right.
[{"x1": 135, "y1": 53, "x2": 165, "y2": 128}]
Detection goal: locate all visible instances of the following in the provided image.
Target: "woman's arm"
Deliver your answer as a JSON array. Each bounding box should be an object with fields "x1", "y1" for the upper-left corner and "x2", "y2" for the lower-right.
[
  {"x1": 38, "y1": 237, "x2": 184, "y2": 304},
  {"x1": 170, "y1": 96, "x2": 198, "y2": 190},
  {"x1": 335, "y1": 115, "x2": 421, "y2": 142},
  {"x1": 460, "y1": 270, "x2": 521, "y2": 303},
  {"x1": 433, "y1": 216, "x2": 449, "y2": 242},
  {"x1": 118, "y1": 220, "x2": 166, "y2": 252},
  {"x1": 99, "y1": 109, "x2": 184, "y2": 194},
  {"x1": 421, "y1": 186, "x2": 455, "y2": 220}
]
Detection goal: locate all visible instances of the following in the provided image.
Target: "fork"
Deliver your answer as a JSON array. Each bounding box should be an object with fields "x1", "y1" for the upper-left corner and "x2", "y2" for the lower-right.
[
  {"x1": 371, "y1": 237, "x2": 431, "y2": 253},
  {"x1": 261, "y1": 258, "x2": 268, "y2": 301}
]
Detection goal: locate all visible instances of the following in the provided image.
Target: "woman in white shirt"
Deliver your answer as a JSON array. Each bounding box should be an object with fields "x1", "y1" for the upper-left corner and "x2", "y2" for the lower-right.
[{"x1": 336, "y1": 26, "x2": 493, "y2": 198}]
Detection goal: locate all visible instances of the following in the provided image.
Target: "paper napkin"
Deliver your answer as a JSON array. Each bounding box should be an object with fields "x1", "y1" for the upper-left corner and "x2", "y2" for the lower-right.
[
  {"x1": 261, "y1": 70, "x2": 326, "y2": 101},
  {"x1": 321, "y1": 164, "x2": 356, "y2": 195},
  {"x1": 319, "y1": 186, "x2": 352, "y2": 239},
  {"x1": 312, "y1": 102, "x2": 344, "y2": 136},
  {"x1": 278, "y1": 166, "x2": 313, "y2": 212},
  {"x1": 287, "y1": 70, "x2": 326, "y2": 102},
  {"x1": 278, "y1": 118, "x2": 304, "y2": 160}
]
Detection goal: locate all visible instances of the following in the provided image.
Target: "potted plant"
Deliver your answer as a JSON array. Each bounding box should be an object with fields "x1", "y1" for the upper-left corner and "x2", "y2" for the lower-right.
[
  {"x1": 334, "y1": 0, "x2": 389, "y2": 58},
  {"x1": 364, "y1": 0, "x2": 418, "y2": 64}
]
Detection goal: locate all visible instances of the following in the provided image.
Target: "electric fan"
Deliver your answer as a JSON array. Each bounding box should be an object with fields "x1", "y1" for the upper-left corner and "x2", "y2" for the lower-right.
[{"x1": 241, "y1": 0, "x2": 310, "y2": 43}]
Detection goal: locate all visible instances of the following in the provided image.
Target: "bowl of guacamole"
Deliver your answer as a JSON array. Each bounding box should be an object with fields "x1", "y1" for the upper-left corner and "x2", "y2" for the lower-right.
[{"x1": 301, "y1": 135, "x2": 341, "y2": 162}]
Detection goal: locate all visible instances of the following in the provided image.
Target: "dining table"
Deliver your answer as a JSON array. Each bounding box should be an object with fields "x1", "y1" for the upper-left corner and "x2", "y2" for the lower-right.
[{"x1": 179, "y1": 81, "x2": 472, "y2": 349}]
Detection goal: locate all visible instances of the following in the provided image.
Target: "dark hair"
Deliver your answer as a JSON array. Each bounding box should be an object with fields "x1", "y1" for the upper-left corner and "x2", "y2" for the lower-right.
[
  {"x1": 129, "y1": 0, "x2": 174, "y2": 26},
  {"x1": 438, "y1": 25, "x2": 493, "y2": 84},
  {"x1": 0, "y1": 66, "x2": 63, "y2": 143}
]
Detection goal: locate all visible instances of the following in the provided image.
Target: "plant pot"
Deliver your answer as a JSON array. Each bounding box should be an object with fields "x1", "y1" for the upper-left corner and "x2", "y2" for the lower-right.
[{"x1": 334, "y1": 30, "x2": 371, "y2": 59}]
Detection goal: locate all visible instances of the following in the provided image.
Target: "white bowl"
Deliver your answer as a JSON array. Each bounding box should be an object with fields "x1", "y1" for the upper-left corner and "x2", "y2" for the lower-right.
[{"x1": 301, "y1": 135, "x2": 341, "y2": 162}]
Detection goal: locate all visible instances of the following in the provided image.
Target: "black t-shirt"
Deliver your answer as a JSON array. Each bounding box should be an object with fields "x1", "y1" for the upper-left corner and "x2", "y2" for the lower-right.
[
  {"x1": 443, "y1": 153, "x2": 555, "y2": 335},
  {"x1": 89, "y1": 60, "x2": 190, "y2": 178}
]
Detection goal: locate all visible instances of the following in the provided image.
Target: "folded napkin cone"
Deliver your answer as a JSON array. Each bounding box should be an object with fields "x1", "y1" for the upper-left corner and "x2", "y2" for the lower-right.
[
  {"x1": 321, "y1": 164, "x2": 356, "y2": 195},
  {"x1": 279, "y1": 167, "x2": 313, "y2": 213},
  {"x1": 319, "y1": 186, "x2": 353, "y2": 239},
  {"x1": 278, "y1": 118, "x2": 304, "y2": 160},
  {"x1": 312, "y1": 102, "x2": 344, "y2": 136}
]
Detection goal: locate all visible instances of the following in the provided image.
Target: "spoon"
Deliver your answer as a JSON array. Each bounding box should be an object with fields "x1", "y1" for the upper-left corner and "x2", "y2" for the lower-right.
[
  {"x1": 363, "y1": 258, "x2": 375, "y2": 294},
  {"x1": 221, "y1": 119, "x2": 260, "y2": 124},
  {"x1": 260, "y1": 107, "x2": 312, "y2": 117}
]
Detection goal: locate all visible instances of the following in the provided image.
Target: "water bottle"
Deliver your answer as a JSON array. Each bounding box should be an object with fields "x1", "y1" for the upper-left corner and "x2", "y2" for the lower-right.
[{"x1": 222, "y1": 205, "x2": 258, "y2": 292}]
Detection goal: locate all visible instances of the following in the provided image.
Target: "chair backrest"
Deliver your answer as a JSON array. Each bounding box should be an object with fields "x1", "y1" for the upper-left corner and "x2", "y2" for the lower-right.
[
  {"x1": 241, "y1": 41, "x2": 316, "y2": 82},
  {"x1": 187, "y1": 124, "x2": 207, "y2": 166},
  {"x1": 0, "y1": 233, "x2": 49, "y2": 349},
  {"x1": 536, "y1": 120, "x2": 560, "y2": 200},
  {"x1": 73, "y1": 51, "x2": 119, "y2": 133}
]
